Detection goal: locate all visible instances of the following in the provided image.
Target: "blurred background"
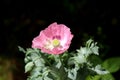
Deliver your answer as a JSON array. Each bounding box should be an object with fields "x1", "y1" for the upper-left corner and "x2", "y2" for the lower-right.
[{"x1": 0, "y1": 0, "x2": 120, "y2": 80}]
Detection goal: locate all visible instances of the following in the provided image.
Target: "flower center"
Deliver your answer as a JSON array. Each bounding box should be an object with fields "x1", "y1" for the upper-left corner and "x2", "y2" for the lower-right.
[
  {"x1": 44, "y1": 39, "x2": 60, "y2": 50},
  {"x1": 52, "y1": 39, "x2": 60, "y2": 47}
]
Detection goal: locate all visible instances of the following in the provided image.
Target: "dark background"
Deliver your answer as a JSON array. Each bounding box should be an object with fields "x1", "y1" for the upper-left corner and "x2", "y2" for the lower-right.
[{"x1": 0, "y1": 0, "x2": 120, "y2": 80}]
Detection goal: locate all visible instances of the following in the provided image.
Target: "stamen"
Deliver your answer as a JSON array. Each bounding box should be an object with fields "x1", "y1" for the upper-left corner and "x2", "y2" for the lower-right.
[
  {"x1": 52, "y1": 39, "x2": 60, "y2": 47},
  {"x1": 44, "y1": 39, "x2": 60, "y2": 50}
]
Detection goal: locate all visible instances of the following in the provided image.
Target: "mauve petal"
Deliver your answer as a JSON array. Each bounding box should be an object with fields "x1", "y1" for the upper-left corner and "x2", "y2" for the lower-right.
[
  {"x1": 32, "y1": 31, "x2": 47, "y2": 48},
  {"x1": 32, "y1": 22, "x2": 73, "y2": 54},
  {"x1": 60, "y1": 24, "x2": 73, "y2": 46},
  {"x1": 43, "y1": 22, "x2": 59, "y2": 39}
]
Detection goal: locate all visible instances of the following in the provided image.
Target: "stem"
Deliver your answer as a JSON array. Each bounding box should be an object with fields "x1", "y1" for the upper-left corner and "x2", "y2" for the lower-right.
[
  {"x1": 59, "y1": 54, "x2": 68, "y2": 80},
  {"x1": 41, "y1": 53, "x2": 52, "y2": 66}
]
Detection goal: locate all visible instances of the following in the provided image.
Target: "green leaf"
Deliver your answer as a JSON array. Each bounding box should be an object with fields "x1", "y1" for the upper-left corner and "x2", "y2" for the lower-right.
[
  {"x1": 75, "y1": 54, "x2": 87, "y2": 64},
  {"x1": 55, "y1": 60, "x2": 62, "y2": 69},
  {"x1": 34, "y1": 58, "x2": 45, "y2": 67},
  {"x1": 90, "y1": 45, "x2": 99, "y2": 55},
  {"x1": 77, "y1": 47, "x2": 92, "y2": 57},
  {"x1": 86, "y1": 39, "x2": 94, "y2": 47},
  {"x1": 86, "y1": 74, "x2": 115, "y2": 80},
  {"x1": 86, "y1": 75, "x2": 101, "y2": 80},
  {"x1": 24, "y1": 57, "x2": 31, "y2": 63},
  {"x1": 88, "y1": 55, "x2": 102, "y2": 66},
  {"x1": 18, "y1": 46, "x2": 26, "y2": 53},
  {"x1": 52, "y1": 55, "x2": 62, "y2": 69},
  {"x1": 68, "y1": 68, "x2": 77, "y2": 80},
  {"x1": 85, "y1": 39, "x2": 99, "y2": 55},
  {"x1": 44, "y1": 76, "x2": 53, "y2": 80},
  {"x1": 102, "y1": 57, "x2": 120, "y2": 73},
  {"x1": 90, "y1": 65, "x2": 109, "y2": 75},
  {"x1": 25, "y1": 62, "x2": 34, "y2": 73},
  {"x1": 101, "y1": 74, "x2": 115, "y2": 80}
]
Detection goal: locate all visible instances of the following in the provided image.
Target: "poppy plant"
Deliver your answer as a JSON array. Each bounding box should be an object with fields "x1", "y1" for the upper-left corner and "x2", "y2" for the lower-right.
[{"x1": 19, "y1": 22, "x2": 112, "y2": 80}]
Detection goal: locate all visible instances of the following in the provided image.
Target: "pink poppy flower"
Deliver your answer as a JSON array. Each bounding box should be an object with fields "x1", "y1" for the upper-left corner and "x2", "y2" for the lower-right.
[{"x1": 32, "y1": 22, "x2": 73, "y2": 54}]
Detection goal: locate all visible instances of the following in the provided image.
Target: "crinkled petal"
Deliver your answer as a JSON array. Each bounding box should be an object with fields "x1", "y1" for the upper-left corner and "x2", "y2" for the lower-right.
[{"x1": 32, "y1": 22, "x2": 73, "y2": 54}]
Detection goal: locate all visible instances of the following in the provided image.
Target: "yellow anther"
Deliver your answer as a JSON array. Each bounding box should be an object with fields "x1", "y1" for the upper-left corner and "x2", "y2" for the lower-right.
[{"x1": 52, "y1": 39, "x2": 60, "y2": 47}]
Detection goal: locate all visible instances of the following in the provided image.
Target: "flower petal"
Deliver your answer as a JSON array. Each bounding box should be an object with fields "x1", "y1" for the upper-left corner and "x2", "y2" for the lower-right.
[{"x1": 32, "y1": 22, "x2": 73, "y2": 54}]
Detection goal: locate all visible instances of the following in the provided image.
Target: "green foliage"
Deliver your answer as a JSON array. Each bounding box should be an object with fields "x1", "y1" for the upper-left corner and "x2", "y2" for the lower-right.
[
  {"x1": 102, "y1": 57, "x2": 120, "y2": 73},
  {"x1": 19, "y1": 39, "x2": 112, "y2": 80},
  {"x1": 87, "y1": 55, "x2": 102, "y2": 66},
  {"x1": 86, "y1": 74, "x2": 115, "y2": 80}
]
